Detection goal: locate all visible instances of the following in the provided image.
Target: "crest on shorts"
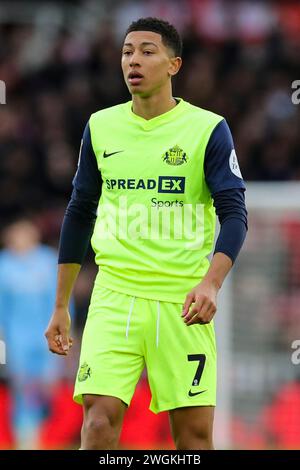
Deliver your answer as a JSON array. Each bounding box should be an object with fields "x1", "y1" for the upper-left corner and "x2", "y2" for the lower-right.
[
  {"x1": 78, "y1": 362, "x2": 91, "y2": 382},
  {"x1": 162, "y1": 145, "x2": 188, "y2": 166}
]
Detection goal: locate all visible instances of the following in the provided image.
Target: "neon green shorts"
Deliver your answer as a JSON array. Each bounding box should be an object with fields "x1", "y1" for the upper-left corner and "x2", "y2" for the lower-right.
[{"x1": 74, "y1": 284, "x2": 217, "y2": 414}]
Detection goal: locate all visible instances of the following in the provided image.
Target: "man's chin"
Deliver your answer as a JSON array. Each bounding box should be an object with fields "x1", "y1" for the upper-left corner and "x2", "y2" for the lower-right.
[
  {"x1": 130, "y1": 87, "x2": 143, "y2": 95},
  {"x1": 129, "y1": 88, "x2": 152, "y2": 98}
]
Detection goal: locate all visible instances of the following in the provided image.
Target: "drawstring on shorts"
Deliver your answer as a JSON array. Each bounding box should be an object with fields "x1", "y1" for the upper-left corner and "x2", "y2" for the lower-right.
[
  {"x1": 125, "y1": 296, "x2": 161, "y2": 348},
  {"x1": 156, "y1": 300, "x2": 160, "y2": 348},
  {"x1": 126, "y1": 296, "x2": 135, "y2": 339}
]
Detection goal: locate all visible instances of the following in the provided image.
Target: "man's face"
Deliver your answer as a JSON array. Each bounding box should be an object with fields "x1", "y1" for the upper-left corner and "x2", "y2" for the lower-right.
[{"x1": 121, "y1": 30, "x2": 181, "y2": 97}]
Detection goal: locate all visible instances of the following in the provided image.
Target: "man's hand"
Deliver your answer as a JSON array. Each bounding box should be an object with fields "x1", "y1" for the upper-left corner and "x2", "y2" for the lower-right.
[
  {"x1": 182, "y1": 279, "x2": 220, "y2": 326},
  {"x1": 45, "y1": 307, "x2": 73, "y2": 355}
]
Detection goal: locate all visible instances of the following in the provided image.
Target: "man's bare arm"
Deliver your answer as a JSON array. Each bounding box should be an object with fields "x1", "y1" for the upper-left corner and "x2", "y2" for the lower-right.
[
  {"x1": 45, "y1": 263, "x2": 81, "y2": 355},
  {"x1": 182, "y1": 252, "x2": 232, "y2": 325}
]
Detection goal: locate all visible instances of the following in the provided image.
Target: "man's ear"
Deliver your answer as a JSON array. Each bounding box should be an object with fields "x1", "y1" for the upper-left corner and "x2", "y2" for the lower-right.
[{"x1": 168, "y1": 56, "x2": 182, "y2": 77}]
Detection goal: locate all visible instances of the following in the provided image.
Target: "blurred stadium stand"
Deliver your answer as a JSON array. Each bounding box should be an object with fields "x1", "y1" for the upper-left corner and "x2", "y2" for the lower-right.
[{"x1": 0, "y1": 0, "x2": 299, "y2": 449}]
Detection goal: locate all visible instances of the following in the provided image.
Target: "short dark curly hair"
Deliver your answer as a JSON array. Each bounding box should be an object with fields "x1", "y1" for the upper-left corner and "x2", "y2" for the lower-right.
[{"x1": 125, "y1": 17, "x2": 182, "y2": 57}]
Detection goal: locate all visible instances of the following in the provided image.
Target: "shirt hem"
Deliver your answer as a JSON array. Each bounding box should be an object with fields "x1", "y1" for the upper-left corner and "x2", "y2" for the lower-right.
[{"x1": 95, "y1": 274, "x2": 188, "y2": 304}]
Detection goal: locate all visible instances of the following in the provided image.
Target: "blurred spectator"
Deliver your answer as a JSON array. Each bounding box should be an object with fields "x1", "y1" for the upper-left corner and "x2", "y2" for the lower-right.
[{"x1": 0, "y1": 219, "x2": 63, "y2": 448}]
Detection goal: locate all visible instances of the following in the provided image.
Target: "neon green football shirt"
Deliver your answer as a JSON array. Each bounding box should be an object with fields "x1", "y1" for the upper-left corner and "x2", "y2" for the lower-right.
[{"x1": 89, "y1": 98, "x2": 223, "y2": 303}]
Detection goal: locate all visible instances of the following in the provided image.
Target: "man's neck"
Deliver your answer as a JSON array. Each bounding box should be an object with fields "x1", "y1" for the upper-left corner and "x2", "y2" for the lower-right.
[{"x1": 131, "y1": 91, "x2": 177, "y2": 121}]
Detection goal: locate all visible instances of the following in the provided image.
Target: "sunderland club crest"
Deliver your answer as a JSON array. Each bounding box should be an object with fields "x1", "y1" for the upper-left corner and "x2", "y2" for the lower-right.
[{"x1": 162, "y1": 145, "x2": 188, "y2": 166}]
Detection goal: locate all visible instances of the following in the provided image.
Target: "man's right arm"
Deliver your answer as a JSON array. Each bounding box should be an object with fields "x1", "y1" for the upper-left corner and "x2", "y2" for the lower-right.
[
  {"x1": 45, "y1": 122, "x2": 102, "y2": 355},
  {"x1": 45, "y1": 263, "x2": 80, "y2": 355}
]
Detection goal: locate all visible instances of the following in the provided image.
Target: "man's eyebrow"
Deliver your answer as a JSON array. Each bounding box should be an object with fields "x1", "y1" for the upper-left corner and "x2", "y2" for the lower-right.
[{"x1": 123, "y1": 42, "x2": 159, "y2": 48}]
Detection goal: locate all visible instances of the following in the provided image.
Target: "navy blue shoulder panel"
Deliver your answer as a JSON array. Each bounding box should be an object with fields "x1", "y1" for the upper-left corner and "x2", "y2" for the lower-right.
[
  {"x1": 204, "y1": 119, "x2": 245, "y2": 196},
  {"x1": 58, "y1": 122, "x2": 102, "y2": 264},
  {"x1": 72, "y1": 122, "x2": 102, "y2": 197}
]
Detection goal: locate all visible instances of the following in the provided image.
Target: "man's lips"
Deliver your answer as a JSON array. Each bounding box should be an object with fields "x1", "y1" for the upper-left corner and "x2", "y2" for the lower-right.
[
  {"x1": 128, "y1": 77, "x2": 143, "y2": 85},
  {"x1": 128, "y1": 71, "x2": 144, "y2": 86}
]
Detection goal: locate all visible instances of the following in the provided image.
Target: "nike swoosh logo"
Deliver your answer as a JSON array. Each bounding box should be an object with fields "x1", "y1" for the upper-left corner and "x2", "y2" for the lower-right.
[
  {"x1": 188, "y1": 389, "x2": 207, "y2": 397},
  {"x1": 103, "y1": 150, "x2": 124, "y2": 158}
]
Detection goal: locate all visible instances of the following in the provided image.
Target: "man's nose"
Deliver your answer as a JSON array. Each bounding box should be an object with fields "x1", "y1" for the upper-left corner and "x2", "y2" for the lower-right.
[{"x1": 129, "y1": 51, "x2": 140, "y2": 66}]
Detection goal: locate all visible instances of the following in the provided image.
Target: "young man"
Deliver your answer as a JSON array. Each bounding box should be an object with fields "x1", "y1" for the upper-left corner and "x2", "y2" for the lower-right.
[{"x1": 45, "y1": 17, "x2": 247, "y2": 450}]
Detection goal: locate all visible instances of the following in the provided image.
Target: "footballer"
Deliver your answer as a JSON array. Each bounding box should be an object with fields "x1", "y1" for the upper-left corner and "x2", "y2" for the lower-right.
[{"x1": 45, "y1": 17, "x2": 247, "y2": 450}]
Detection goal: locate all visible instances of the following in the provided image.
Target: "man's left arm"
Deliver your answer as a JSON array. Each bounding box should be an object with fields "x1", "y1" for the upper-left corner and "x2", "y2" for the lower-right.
[{"x1": 182, "y1": 119, "x2": 248, "y2": 325}]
